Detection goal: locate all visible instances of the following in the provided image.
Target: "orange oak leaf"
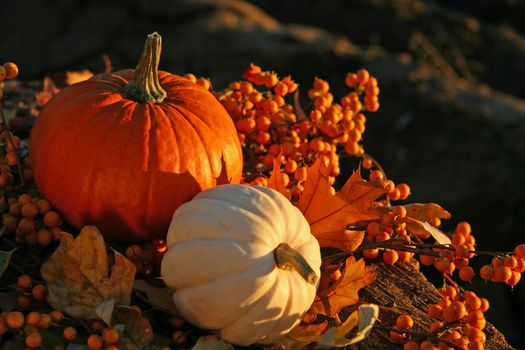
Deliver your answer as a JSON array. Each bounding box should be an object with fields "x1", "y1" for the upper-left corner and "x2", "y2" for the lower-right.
[
  {"x1": 308, "y1": 257, "x2": 375, "y2": 317},
  {"x1": 295, "y1": 159, "x2": 385, "y2": 251},
  {"x1": 288, "y1": 320, "x2": 329, "y2": 343},
  {"x1": 267, "y1": 154, "x2": 289, "y2": 199}
]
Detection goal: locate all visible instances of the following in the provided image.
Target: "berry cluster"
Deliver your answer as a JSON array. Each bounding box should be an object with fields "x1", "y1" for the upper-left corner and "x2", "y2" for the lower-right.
[
  {"x1": 218, "y1": 64, "x2": 380, "y2": 194},
  {"x1": 14, "y1": 274, "x2": 48, "y2": 309},
  {"x1": 478, "y1": 244, "x2": 525, "y2": 287},
  {"x1": 2, "y1": 193, "x2": 63, "y2": 246}
]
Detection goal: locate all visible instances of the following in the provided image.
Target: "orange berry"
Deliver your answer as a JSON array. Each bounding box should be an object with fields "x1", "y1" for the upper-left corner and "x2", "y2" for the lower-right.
[
  {"x1": 442, "y1": 301, "x2": 467, "y2": 323},
  {"x1": 25, "y1": 332, "x2": 43, "y2": 348},
  {"x1": 514, "y1": 244, "x2": 525, "y2": 259},
  {"x1": 434, "y1": 258, "x2": 452, "y2": 273},
  {"x1": 87, "y1": 334, "x2": 104, "y2": 349},
  {"x1": 3, "y1": 62, "x2": 19, "y2": 80},
  {"x1": 6, "y1": 311, "x2": 24, "y2": 329},
  {"x1": 50, "y1": 310, "x2": 63, "y2": 322},
  {"x1": 43, "y1": 211, "x2": 61, "y2": 227},
  {"x1": 456, "y1": 221, "x2": 471, "y2": 236},
  {"x1": 37, "y1": 314, "x2": 51, "y2": 329},
  {"x1": 396, "y1": 315, "x2": 414, "y2": 329},
  {"x1": 465, "y1": 327, "x2": 486, "y2": 343},
  {"x1": 17, "y1": 274, "x2": 32, "y2": 290},
  {"x1": 369, "y1": 170, "x2": 384, "y2": 181},
  {"x1": 468, "y1": 340, "x2": 485, "y2": 350},
  {"x1": 479, "y1": 298, "x2": 490, "y2": 312},
  {"x1": 294, "y1": 167, "x2": 307, "y2": 182},
  {"x1": 37, "y1": 229, "x2": 53, "y2": 246},
  {"x1": 429, "y1": 321, "x2": 443, "y2": 332},
  {"x1": 396, "y1": 183, "x2": 411, "y2": 199},
  {"x1": 26, "y1": 312, "x2": 41, "y2": 326},
  {"x1": 459, "y1": 266, "x2": 475, "y2": 282},
  {"x1": 466, "y1": 310, "x2": 486, "y2": 330},
  {"x1": 465, "y1": 295, "x2": 481, "y2": 311},
  {"x1": 345, "y1": 73, "x2": 359, "y2": 87},
  {"x1": 169, "y1": 316, "x2": 186, "y2": 329},
  {"x1": 479, "y1": 265, "x2": 494, "y2": 281},
  {"x1": 363, "y1": 248, "x2": 379, "y2": 260},
  {"x1": 34, "y1": 199, "x2": 50, "y2": 214},
  {"x1": 21, "y1": 203, "x2": 39, "y2": 219},
  {"x1": 389, "y1": 329, "x2": 405, "y2": 341},
  {"x1": 404, "y1": 341, "x2": 420, "y2": 350},
  {"x1": 427, "y1": 304, "x2": 443, "y2": 319},
  {"x1": 419, "y1": 255, "x2": 435, "y2": 266},
  {"x1": 503, "y1": 256, "x2": 518, "y2": 269},
  {"x1": 392, "y1": 206, "x2": 407, "y2": 218},
  {"x1": 31, "y1": 284, "x2": 47, "y2": 301},
  {"x1": 383, "y1": 250, "x2": 399, "y2": 265},
  {"x1": 492, "y1": 266, "x2": 512, "y2": 282},
  {"x1": 18, "y1": 218, "x2": 36, "y2": 234},
  {"x1": 63, "y1": 326, "x2": 77, "y2": 341},
  {"x1": 125, "y1": 244, "x2": 143, "y2": 262},
  {"x1": 103, "y1": 328, "x2": 120, "y2": 344},
  {"x1": 172, "y1": 330, "x2": 187, "y2": 345},
  {"x1": 356, "y1": 69, "x2": 370, "y2": 84},
  {"x1": 506, "y1": 271, "x2": 521, "y2": 287},
  {"x1": 264, "y1": 73, "x2": 278, "y2": 88}
]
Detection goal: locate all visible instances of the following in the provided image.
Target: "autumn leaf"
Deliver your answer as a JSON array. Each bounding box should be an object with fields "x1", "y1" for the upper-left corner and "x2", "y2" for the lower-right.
[
  {"x1": 314, "y1": 230, "x2": 365, "y2": 253},
  {"x1": 295, "y1": 160, "x2": 385, "y2": 251},
  {"x1": 308, "y1": 257, "x2": 375, "y2": 317},
  {"x1": 191, "y1": 335, "x2": 235, "y2": 350},
  {"x1": 66, "y1": 69, "x2": 94, "y2": 85},
  {"x1": 404, "y1": 203, "x2": 451, "y2": 222},
  {"x1": 267, "y1": 154, "x2": 289, "y2": 198},
  {"x1": 40, "y1": 226, "x2": 136, "y2": 319},
  {"x1": 403, "y1": 217, "x2": 452, "y2": 245},
  {"x1": 316, "y1": 304, "x2": 379, "y2": 348},
  {"x1": 288, "y1": 320, "x2": 328, "y2": 343},
  {"x1": 113, "y1": 306, "x2": 155, "y2": 349},
  {"x1": 0, "y1": 249, "x2": 14, "y2": 279},
  {"x1": 134, "y1": 279, "x2": 181, "y2": 316}
]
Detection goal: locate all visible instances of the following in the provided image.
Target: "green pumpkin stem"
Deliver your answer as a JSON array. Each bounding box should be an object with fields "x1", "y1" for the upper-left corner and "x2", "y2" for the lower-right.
[
  {"x1": 274, "y1": 243, "x2": 318, "y2": 285},
  {"x1": 123, "y1": 32, "x2": 167, "y2": 103}
]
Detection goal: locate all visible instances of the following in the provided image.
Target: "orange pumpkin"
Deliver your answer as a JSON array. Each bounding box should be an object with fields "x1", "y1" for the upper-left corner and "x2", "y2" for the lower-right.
[{"x1": 29, "y1": 33, "x2": 243, "y2": 241}]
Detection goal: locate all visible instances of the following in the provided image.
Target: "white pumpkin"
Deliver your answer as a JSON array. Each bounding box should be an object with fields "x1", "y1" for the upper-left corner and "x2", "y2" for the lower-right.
[{"x1": 161, "y1": 184, "x2": 321, "y2": 346}]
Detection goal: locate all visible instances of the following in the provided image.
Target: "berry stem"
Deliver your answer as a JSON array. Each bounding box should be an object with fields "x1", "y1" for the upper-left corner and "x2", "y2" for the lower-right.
[
  {"x1": 274, "y1": 243, "x2": 318, "y2": 284},
  {"x1": 0, "y1": 98, "x2": 25, "y2": 187},
  {"x1": 122, "y1": 32, "x2": 166, "y2": 104}
]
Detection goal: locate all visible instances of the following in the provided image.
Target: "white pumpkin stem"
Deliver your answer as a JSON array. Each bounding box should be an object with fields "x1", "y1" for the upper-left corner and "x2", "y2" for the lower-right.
[
  {"x1": 123, "y1": 32, "x2": 167, "y2": 103},
  {"x1": 274, "y1": 243, "x2": 318, "y2": 285}
]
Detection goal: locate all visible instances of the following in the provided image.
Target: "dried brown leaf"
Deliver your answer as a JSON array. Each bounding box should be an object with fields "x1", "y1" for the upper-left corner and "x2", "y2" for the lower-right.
[{"x1": 40, "y1": 226, "x2": 136, "y2": 319}]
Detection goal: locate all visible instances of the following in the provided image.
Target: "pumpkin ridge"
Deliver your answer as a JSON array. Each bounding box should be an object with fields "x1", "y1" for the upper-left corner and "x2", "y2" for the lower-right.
[
  {"x1": 173, "y1": 256, "x2": 277, "y2": 328},
  {"x1": 167, "y1": 199, "x2": 277, "y2": 247},
  {"x1": 153, "y1": 103, "x2": 194, "y2": 175},
  {"x1": 35, "y1": 94, "x2": 125, "y2": 202},
  {"x1": 219, "y1": 273, "x2": 284, "y2": 345},
  {"x1": 165, "y1": 238, "x2": 271, "y2": 287},
  {"x1": 83, "y1": 102, "x2": 142, "y2": 230},
  {"x1": 163, "y1": 103, "x2": 222, "y2": 178}
]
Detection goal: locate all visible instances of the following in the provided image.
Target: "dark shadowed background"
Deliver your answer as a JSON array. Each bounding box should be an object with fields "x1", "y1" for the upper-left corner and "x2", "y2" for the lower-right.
[{"x1": 1, "y1": 0, "x2": 524, "y2": 347}]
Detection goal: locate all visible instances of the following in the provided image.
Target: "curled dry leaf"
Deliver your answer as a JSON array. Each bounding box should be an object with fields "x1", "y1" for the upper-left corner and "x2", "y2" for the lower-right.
[
  {"x1": 0, "y1": 249, "x2": 14, "y2": 279},
  {"x1": 404, "y1": 203, "x2": 451, "y2": 222},
  {"x1": 190, "y1": 335, "x2": 235, "y2": 350},
  {"x1": 40, "y1": 226, "x2": 136, "y2": 319},
  {"x1": 133, "y1": 279, "x2": 180, "y2": 316},
  {"x1": 308, "y1": 257, "x2": 375, "y2": 317},
  {"x1": 403, "y1": 217, "x2": 452, "y2": 245},
  {"x1": 113, "y1": 306, "x2": 155, "y2": 349},
  {"x1": 295, "y1": 160, "x2": 385, "y2": 252}
]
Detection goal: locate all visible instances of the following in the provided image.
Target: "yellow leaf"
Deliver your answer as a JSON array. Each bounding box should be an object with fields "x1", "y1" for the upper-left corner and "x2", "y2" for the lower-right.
[
  {"x1": 309, "y1": 257, "x2": 375, "y2": 317},
  {"x1": 40, "y1": 226, "x2": 136, "y2": 319},
  {"x1": 66, "y1": 69, "x2": 94, "y2": 85}
]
